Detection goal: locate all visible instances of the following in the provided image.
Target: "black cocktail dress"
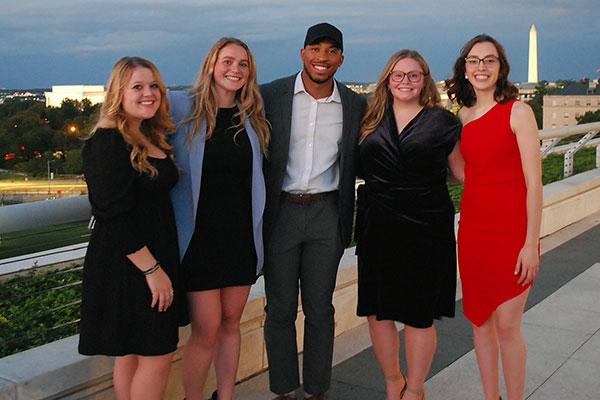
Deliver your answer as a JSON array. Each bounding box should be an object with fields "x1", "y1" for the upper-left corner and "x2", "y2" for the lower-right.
[
  {"x1": 356, "y1": 107, "x2": 460, "y2": 328},
  {"x1": 79, "y1": 128, "x2": 186, "y2": 356},
  {"x1": 181, "y1": 107, "x2": 257, "y2": 291}
]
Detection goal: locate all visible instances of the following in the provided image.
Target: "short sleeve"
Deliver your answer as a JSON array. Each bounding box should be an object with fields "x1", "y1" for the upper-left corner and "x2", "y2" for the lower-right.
[
  {"x1": 434, "y1": 109, "x2": 462, "y2": 156},
  {"x1": 82, "y1": 129, "x2": 145, "y2": 256}
]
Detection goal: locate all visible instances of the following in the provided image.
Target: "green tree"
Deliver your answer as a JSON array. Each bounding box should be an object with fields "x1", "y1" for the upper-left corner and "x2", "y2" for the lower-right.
[
  {"x1": 42, "y1": 107, "x2": 65, "y2": 130},
  {"x1": 80, "y1": 98, "x2": 100, "y2": 117},
  {"x1": 527, "y1": 81, "x2": 555, "y2": 129},
  {"x1": 576, "y1": 109, "x2": 600, "y2": 124},
  {"x1": 20, "y1": 126, "x2": 54, "y2": 154},
  {"x1": 62, "y1": 149, "x2": 83, "y2": 174},
  {"x1": 60, "y1": 99, "x2": 81, "y2": 119},
  {"x1": 0, "y1": 99, "x2": 38, "y2": 119},
  {"x1": 0, "y1": 99, "x2": 97, "y2": 171}
]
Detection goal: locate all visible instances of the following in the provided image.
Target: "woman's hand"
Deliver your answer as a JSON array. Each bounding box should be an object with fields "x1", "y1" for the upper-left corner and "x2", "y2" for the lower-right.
[
  {"x1": 514, "y1": 243, "x2": 539, "y2": 286},
  {"x1": 145, "y1": 267, "x2": 174, "y2": 312}
]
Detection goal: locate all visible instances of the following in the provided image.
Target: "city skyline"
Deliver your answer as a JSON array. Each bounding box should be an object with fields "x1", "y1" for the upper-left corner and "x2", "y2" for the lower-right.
[{"x1": 1, "y1": 0, "x2": 599, "y2": 89}]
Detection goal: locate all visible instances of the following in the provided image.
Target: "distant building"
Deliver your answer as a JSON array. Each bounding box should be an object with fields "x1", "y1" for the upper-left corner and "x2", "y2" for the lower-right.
[
  {"x1": 0, "y1": 90, "x2": 45, "y2": 104},
  {"x1": 346, "y1": 82, "x2": 376, "y2": 94},
  {"x1": 543, "y1": 80, "x2": 600, "y2": 129},
  {"x1": 516, "y1": 82, "x2": 538, "y2": 101},
  {"x1": 44, "y1": 85, "x2": 105, "y2": 108}
]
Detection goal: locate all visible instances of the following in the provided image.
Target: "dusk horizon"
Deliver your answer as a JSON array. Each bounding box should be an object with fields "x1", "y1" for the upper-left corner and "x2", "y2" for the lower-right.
[{"x1": 2, "y1": 1, "x2": 599, "y2": 88}]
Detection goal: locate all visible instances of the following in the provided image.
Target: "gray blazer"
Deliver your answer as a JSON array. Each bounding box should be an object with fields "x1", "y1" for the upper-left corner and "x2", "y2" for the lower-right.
[
  {"x1": 168, "y1": 91, "x2": 266, "y2": 274},
  {"x1": 260, "y1": 74, "x2": 367, "y2": 247}
]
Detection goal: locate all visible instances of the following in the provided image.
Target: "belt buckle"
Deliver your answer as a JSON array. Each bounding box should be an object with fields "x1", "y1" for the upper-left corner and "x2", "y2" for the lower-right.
[
  {"x1": 293, "y1": 193, "x2": 308, "y2": 204},
  {"x1": 287, "y1": 192, "x2": 315, "y2": 204}
]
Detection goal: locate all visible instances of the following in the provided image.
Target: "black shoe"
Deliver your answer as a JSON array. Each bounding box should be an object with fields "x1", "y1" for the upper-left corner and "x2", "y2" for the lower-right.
[{"x1": 209, "y1": 390, "x2": 218, "y2": 400}]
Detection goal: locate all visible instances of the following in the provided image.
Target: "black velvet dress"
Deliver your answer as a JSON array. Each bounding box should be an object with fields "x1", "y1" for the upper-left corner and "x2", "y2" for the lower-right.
[
  {"x1": 181, "y1": 107, "x2": 257, "y2": 291},
  {"x1": 78, "y1": 128, "x2": 187, "y2": 356},
  {"x1": 356, "y1": 107, "x2": 460, "y2": 328}
]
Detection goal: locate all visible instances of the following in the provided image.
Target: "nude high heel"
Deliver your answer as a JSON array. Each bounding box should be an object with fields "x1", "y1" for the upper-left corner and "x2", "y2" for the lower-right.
[
  {"x1": 401, "y1": 386, "x2": 424, "y2": 400},
  {"x1": 385, "y1": 371, "x2": 407, "y2": 399}
]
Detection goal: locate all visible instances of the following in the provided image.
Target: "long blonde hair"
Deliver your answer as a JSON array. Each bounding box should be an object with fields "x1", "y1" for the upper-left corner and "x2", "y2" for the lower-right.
[
  {"x1": 94, "y1": 56, "x2": 174, "y2": 177},
  {"x1": 360, "y1": 49, "x2": 440, "y2": 142},
  {"x1": 185, "y1": 37, "x2": 269, "y2": 153}
]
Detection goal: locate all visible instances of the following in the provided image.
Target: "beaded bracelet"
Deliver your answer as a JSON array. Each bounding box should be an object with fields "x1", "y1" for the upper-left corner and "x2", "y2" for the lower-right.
[{"x1": 142, "y1": 261, "x2": 161, "y2": 275}]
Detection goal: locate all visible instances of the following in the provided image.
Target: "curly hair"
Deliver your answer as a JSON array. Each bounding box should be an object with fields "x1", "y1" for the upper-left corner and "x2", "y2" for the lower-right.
[
  {"x1": 360, "y1": 49, "x2": 440, "y2": 142},
  {"x1": 94, "y1": 56, "x2": 174, "y2": 177},
  {"x1": 185, "y1": 37, "x2": 270, "y2": 153},
  {"x1": 445, "y1": 34, "x2": 518, "y2": 107}
]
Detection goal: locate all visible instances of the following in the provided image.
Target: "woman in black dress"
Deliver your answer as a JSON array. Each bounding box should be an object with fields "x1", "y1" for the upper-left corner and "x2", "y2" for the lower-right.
[
  {"x1": 356, "y1": 50, "x2": 463, "y2": 400},
  {"x1": 168, "y1": 38, "x2": 270, "y2": 400},
  {"x1": 79, "y1": 57, "x2": 184, "y2": 400}
]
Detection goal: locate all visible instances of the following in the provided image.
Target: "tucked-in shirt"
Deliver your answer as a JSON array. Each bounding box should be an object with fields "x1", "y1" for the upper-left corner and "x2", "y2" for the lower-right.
[{"x1": 282, "y1": 72, "x2": 343, "y2": 194}]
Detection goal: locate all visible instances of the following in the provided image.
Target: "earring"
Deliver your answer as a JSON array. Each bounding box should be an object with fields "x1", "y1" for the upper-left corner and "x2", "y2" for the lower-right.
[{"x1": 464, "y1": 74, "x2": 468, "y2": 79}]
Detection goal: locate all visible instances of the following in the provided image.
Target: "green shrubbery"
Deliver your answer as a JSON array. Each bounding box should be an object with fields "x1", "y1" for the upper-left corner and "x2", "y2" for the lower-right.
[{"x1": 0, "y1": 266, "x2": 82, "y2": 357}]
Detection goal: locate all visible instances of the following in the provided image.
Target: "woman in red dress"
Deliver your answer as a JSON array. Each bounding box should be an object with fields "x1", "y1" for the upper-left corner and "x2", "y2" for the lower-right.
[{"x1": 446, "y1": 35, "x2": 542, "y2": 400}]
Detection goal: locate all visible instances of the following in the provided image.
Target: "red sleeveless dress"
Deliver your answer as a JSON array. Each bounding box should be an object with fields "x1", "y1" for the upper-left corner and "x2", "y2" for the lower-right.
[{"x1": 458, "y1": 99, "x2": 531, "y2": 326}]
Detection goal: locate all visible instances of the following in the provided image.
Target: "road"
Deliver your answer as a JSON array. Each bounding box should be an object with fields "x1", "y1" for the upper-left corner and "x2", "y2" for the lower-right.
[{"x1": 0, "y1": 178, "x2": 87, "y2": 195}]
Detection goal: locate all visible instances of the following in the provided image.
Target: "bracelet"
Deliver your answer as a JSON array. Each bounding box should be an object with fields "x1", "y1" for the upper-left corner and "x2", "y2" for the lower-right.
[{"x1": 142, "y1": 261, "x2": 161, "y2": 275}]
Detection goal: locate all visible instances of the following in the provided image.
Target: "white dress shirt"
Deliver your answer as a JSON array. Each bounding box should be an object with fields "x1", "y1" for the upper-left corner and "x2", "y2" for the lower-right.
[{"x1": 282, "y1": 72, "x2": 344, "y2": 194}]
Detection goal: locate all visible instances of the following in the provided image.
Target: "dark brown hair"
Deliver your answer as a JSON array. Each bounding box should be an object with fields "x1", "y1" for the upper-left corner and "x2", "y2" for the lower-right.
[{"x1": 445, "y1": 34, "x2": 518, "y2": 107}]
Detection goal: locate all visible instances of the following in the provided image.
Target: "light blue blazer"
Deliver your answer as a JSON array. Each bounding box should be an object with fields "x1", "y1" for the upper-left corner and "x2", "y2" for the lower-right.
[{"x1": 168, "y1": 91, "x2": 266, "y2": 275}]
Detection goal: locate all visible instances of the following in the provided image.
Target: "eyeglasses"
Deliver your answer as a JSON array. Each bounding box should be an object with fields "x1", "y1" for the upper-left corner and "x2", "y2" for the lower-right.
[
  {"x1": 389, "y1": 70, "x2": 426, "y2": 83},
  {"x1": 464, "y1": 55, "x2": 499, "y2": 68}
]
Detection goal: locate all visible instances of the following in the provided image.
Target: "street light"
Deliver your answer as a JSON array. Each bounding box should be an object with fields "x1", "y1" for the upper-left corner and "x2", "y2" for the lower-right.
[
  {"x1": 47, "y1": 154, "x2": 56, "y2": 199},
  {"x1": 65, "y1": 124, "x2": 78, "y2": 137},
  {"x1": 47, "y1": 158, "x2": 51, "y2": 197}
]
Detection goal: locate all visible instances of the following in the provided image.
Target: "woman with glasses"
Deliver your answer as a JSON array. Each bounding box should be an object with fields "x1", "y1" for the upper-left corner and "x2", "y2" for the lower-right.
[
  {"x1": 446, "y1": 35, "x2": 541, "y2": 400},
  {"x1": 356, "y1": 49, "x2": 463, "y2": 400}
]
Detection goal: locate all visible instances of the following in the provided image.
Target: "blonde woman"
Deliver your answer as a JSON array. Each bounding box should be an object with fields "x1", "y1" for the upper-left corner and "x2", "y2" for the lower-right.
[
  {"x1": 356, "y1": 50, "x2": 463, "y2": 400},
  {"x1": 169, "y1": 37, "x2": 269, "y2": 400},
  {"x1": 79, "y1": 56, "x2": 184, "y2": 400}
]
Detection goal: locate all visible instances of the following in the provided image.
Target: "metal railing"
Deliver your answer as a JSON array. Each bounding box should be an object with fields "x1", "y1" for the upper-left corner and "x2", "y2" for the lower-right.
[{"x1": 540, "y1": 121, "x2": 600, "y2": 177}]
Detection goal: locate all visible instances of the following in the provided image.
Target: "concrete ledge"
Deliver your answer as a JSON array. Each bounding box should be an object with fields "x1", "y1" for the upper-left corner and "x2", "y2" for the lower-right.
[
  {"x1": 2, "y1": 168, "x2": 600, "y2": 399},
  {"x1": 0, "y1": 335, "x2": 113, "y2": 400},
  {"x1": 541, "y1": 168, "x2": 600, "y2": 237}
]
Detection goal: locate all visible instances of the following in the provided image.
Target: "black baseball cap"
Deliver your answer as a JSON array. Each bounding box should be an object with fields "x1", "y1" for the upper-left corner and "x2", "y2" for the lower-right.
[{"x1": 304, "y1": 22, "x2": 343, "y2": 52}]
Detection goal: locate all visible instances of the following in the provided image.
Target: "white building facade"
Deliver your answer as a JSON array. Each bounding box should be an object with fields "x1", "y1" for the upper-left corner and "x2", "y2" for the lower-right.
[{"x1": 44, "y1": 85, "x2": 105, "y2": 107}]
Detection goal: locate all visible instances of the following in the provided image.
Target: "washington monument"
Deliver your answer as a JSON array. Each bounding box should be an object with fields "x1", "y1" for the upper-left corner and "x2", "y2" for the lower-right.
[{"x1": 528, "y1": 24, "x2": 538, "y2": 83}]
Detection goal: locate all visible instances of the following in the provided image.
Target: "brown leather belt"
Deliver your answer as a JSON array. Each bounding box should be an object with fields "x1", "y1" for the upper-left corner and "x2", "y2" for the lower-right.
[{"x1": 282, "y1": 191, "x2": 337, "y2": 205}]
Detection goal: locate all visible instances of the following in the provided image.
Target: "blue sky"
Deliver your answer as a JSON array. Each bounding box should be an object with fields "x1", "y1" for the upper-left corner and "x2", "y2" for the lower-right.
[{"x1": 1, "y1": 0, "x2": 599, "y2": 88}]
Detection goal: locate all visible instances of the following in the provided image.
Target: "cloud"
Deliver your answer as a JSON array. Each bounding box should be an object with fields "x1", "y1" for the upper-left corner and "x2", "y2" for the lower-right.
[{"x1": 1, "y1": 0, "x2": 599, "y2": 87}]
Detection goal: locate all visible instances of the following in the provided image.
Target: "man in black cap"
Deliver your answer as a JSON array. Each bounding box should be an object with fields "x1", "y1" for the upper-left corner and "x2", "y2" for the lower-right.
[{"x1": 261, "y1": 22, "x2": 366, "y2": 399}]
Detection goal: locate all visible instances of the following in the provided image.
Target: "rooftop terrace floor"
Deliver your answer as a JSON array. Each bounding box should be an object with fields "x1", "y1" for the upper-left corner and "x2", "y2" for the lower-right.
[{"x1": 235, "y1": 211, "x2": 600, "y2": 399}]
